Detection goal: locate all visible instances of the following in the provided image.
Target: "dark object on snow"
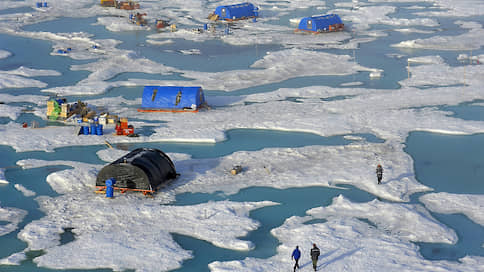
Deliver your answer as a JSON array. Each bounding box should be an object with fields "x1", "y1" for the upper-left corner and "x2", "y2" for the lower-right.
[
  {"x1": 96, "y1": 148, "x2": 177, "y2": 194},
  {"x1": 230, "y1": 165, "x2": 243, "y2": 175},
  {"x1": 376, "y1": 164, "x2": 383, "y2": 184}
]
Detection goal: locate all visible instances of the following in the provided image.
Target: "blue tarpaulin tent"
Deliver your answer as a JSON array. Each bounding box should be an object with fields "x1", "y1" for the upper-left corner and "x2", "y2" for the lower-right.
[
  {"x1": 139, "y1": 86, "x2": 206, "y2": 112},
  {"x1": 296, "y1": 14, "x2": 344, "y2": 33},
  {"x1": 212, "y1": 2, "x2": 258, "y2": 21}
]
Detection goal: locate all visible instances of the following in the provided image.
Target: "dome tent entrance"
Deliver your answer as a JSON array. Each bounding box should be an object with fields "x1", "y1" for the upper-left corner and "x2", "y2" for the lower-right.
[
  {"x1": 96, "y1": 148, "x2": 177, "y2": 195},
  {"x1": 209, "y1": 2, "x2": 258, "y2": 21},
  {"x1": 295, "y1": 14, "x2": 344, "y2": 33},
  {"x1": 138, "y1": 86, "x2": 206, "y2": 112}
]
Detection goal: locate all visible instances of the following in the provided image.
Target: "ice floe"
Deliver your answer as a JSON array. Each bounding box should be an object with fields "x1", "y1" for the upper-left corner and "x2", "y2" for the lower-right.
[
  {"x1": 0, "y1": 66, "x2": 60, "y2": 89},
  {"x1": 307, "y1": 195, "x2": 456, "y2": 243},
  {"x1": 171, "y1": 143, "x2": 429, "y2": 202},
  {"x1": 393, "y1": 21, "x2": 484, "y2": 51},
  {"x1": 209, "y1": 215, "x2": 484, "y2": 272},
  {"x1": 0, "y1": 169, "x2": 7, "y2": 184},
  {"x1": 13, "y1": 162, "x2": 277, "y2": 270},
  {"x1": 14, "y1": 184, "x2": 36, "y2": 197},
  {"x1": 420, "y1": 192, "x2": 484, "y2": 227},
  {"x1": 0, "y1": 49, "x2": 11, "y2": 59},
  {"x1": 0, "y1": 74, "x2": 47, "y2": 89},
  {"x1": 0, "y1": 204, "x2": 27, "y2": 237},
  {"x1": 0, "y1": 1, "x2": 483, "y2": 271},
  {"x1": 335, "y1": 5, "x2": 439, "y2": 32}
]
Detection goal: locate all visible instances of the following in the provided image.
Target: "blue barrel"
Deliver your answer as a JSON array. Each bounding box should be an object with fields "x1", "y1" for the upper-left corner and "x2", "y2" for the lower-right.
[
  {"x1": 66, "y1": 47, "x2": 72, "y2": 52},
  {"x1": 90, "y1": 124, "x2": 96, "y2": 135},
  {"x1": 96, "y1": 124, "x2": 103, "y2": 135},
  {"x1": 82, "y1": 126, "x2": 89, "y2": 135},
  {"x1": 203, "y1": 24, "x2": 208, "y2": 31},
  {"x1": 105, "y1": 178, "x2": 116, "y2": 198},
  {"x1": 252, "y1": 17, "x2": 257, "y2": 23},
  {"x1": 36, "y1": 2, "x2": 42, "y2": 8},
  {"x1": 43, "y1": 2, "x2": 48, "y2": 7},
  {"x1": 57, "y1": 49, "x2": 64, "y2": 54}
]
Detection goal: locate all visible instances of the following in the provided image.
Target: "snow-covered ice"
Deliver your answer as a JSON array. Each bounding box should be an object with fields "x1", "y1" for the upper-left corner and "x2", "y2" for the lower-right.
[
  {"x1": 420, "y1": 193, "x2": 484, "y2": 227},
  {"x1": 0, "y1": 0, "x2": 484, "y2": 271},
  {"x1": 393, "y1": 21, "x2": 484, "y2": 51},
  {"x1": 307, "y1": 195, "x2": 456, "y2": 243},
  {"x1": 14, "y1": 159, "x2": 277, "y2": 271},
  {"x1": 0, "y1": 169, "x2": 7, "y2": 184},
  {"x1": 210, "y1": 216, "x2": 484, "y2": 272},
  {"x1": 0, "y1": 204, "x2": 27, "y2": 237},
  {"x1": 14, "y1": 184, "x2": 36, "y2": 197},
  {"x1": 0, "y1": 50, "x2": 11, "y2": 59}
]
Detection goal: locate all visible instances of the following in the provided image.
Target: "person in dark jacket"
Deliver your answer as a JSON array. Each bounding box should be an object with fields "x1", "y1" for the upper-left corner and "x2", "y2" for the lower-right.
[
  {"x1": 376, "y1": 164, "x2": 383, "y2": 184},
  {"x1": 310, "y1": 243, "x2": 320, "y2": 271},
  {"x1": 291, "y1": 245, "x2": 301, "y2": 271}
]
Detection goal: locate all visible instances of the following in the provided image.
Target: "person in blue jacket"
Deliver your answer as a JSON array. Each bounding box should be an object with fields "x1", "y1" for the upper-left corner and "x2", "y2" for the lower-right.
[{"x1": 291, "y1": 245, "x2": 301, "y2": 271}]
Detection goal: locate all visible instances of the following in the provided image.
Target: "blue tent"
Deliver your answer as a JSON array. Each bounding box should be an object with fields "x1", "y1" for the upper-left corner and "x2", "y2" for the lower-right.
[
  {"x1": 213, "y1": 2, "x2": 258, "y2": 21},
  {"x1": 139, "y1": 86, "x2": 206, "y2": 112},
  {"x1": 296, "y1": 14, "x2": 344, "y2": 33}
]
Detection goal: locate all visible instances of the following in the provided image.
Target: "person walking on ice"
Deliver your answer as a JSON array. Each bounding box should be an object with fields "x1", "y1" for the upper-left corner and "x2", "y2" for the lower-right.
[
  {"x1": 291, "y1": 245, "x2": 301, "y2": 271},
  {"x1": 376, "y1": 164, "x2": 383, "y2": 184},
  {"x1": 310, "y1": 243, "x2": 320, "y2": 271}
]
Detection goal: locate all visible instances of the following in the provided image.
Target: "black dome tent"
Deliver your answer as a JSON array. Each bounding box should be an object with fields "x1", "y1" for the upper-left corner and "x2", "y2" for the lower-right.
[{"x1": 96, "y1": 148, "x2": 177, "y2": 195}]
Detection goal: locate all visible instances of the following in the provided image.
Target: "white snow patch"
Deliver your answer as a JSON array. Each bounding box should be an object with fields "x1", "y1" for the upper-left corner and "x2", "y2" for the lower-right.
[
  {"x1": 0, "y1": 251, "x2": 27, "y2": 266},
  {"x1": 393, "y1": 21, "x2": 484, "y2": 51},
  {"x1": 146, "y1": 39, "x2": 174, "y2": 45},
  {"x1": 14, "y1": 184, "x2": 36, "y2": 197},
  {"x1": 0, "y1": 49, "x2": 11, "y2": 59},
  {"x1": 0, "y1": 74, "x2": 47, "y2": 89},
  {"x1": 179, "y1": 48, "x2": 201, "y2": 55},
  {"x1": 209, "y1": 215, "x2": 483, "y2": 272},
  {"x1": 0, "y1": 204, "x2": 27, "y2": 236},
  {"x1": 0, "y1": 168, "x2": 8, "y2": 184},
  {"x1": 307, "y1": 195, "x2": 457, "y2": 243},
  {"x1": 18, "y1": 192, "x2": 276, "y2": 271},
  {"x1": 420, "y1": 192, "x2": 484, "y2": 227},
  {"x1": 0, "y1": 104, "x2": 24, "y2": 120},
  {"x1": 172, "y1": 143, "x2": 429, "y2": 202},
  {"x1": 401, "y1": 61, "x2": 484, "y2": 87},
  {"x1": 0, "y1": 66, "x2": 60, "y2": 89},
  {"x1": 408, "y1": 55, "x2": 444, "y2": 65},
  {"x1": 340, "y1": 81, "x2": 363, "y2": 87}
]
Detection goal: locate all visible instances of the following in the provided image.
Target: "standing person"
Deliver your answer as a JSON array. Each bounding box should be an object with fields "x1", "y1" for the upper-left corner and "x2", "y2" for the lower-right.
[
  {"x1": 291, "y1": 246, "x2": 301, "y2": 271},
  {"x1": 310, "y1": 243, "x2": 320, "y2": 271},
  {"x1": 376, "y1": 164, "x2": 383, "y2": 184}
]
